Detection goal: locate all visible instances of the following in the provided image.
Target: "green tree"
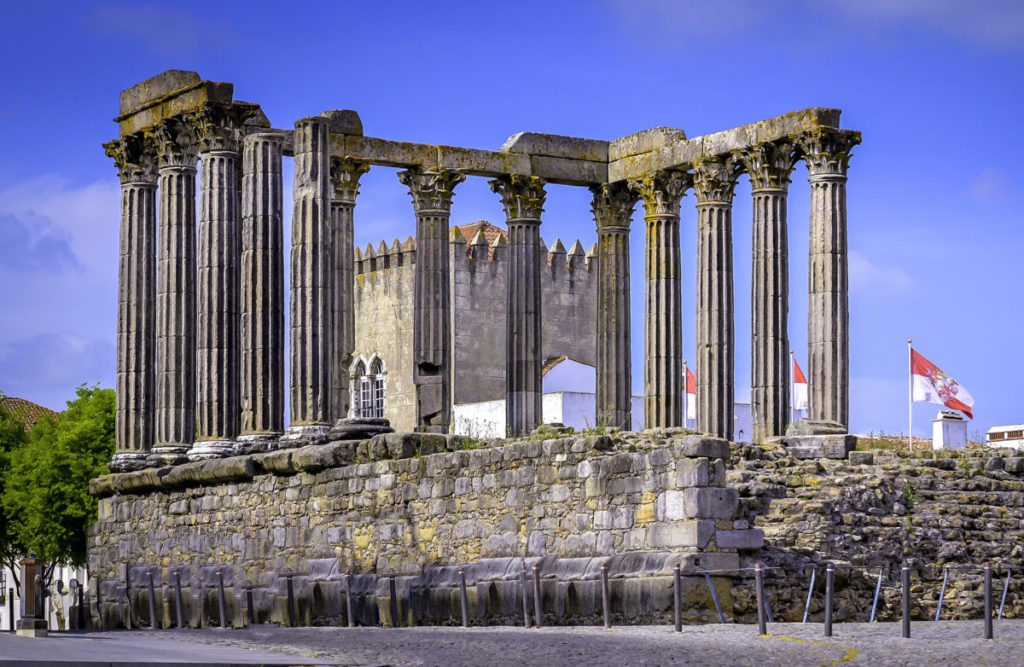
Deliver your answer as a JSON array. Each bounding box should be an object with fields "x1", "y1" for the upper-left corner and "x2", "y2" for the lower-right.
[
  {"x1": 3, "y1": 384, "x2": 115, "y2": 576},
  {"x1": 0, "y1": 392, "x2": 29, "y2": 591}
]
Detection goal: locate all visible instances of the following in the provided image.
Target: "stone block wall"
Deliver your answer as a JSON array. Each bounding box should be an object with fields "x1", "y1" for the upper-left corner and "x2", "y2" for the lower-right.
[{"x1": 88, "y1": 432, "x2": 750, "y2": 628}]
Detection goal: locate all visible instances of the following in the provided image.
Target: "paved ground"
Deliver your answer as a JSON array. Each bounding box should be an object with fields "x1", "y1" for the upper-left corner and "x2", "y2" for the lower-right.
[{"x1": 3, "y1": 621, "x2": 1024, "y2": 666}]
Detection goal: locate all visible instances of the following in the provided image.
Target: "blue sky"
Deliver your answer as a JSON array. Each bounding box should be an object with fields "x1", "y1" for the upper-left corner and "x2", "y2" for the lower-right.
[{"x1": 0, "y1": 0, "x2": 1021, "y2": 438}]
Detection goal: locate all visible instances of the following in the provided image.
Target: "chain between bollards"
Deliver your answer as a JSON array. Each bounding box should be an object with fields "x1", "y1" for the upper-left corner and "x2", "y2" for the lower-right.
[
  {"x1": 998, "y1": 569, "x2": 1011, "y2": 621},
  {"x1": 673, "y1": 564, "x2": 681, "y2": 633},
  {"x1": 600, "y1": 563, "x2": 611, "y2": 630},
  {"x1": 755, "y1": 563, "x2": 767, "y2": 636},
  {"x1": 984, "y1": 562, "x2": 993, "y2": 640},
  {"x1": 704, "y1": 572, "x2": 726, "y2": 624},
  {"x1": 901, "y1": 564, "x2": 911, "y2": 639},
  {"x1": 823, "y1": 564, "x2": 834, "y2": 637},
  {"x1": 458, "y1": 569, "x2": 469, "y2": 628}
]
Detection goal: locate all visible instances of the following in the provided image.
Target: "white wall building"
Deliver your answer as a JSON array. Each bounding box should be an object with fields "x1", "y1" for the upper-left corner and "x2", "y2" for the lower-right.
[
  {"x1": 987, "y1": 424, "x2": 1024, "y2": 450},
  {"x1": 0, "y1": 563, "x2": 89, "y2": 631}
]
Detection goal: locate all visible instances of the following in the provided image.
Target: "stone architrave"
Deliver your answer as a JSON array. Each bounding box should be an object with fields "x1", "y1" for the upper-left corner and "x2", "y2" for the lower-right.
[
  {"x1": 330, "y1": 158, "x2": 369, "y2": 423},
  {"x1": 490, "y1": 175, "x2": 547, "y2": 436},
  {"x1": 740, "y1": 142, "x2": 797, "y2": 442},
  {"x1": 104, "y1": 134, "x2": 157, "y2": 472},
  {"x1": 630, "y1": 170, "x2": 689, "y2": 429},
  {"x1": 237, "y1": 132, "x2": 285, "y2": 452},
  {"x1": 399, "y1": 168, "x2": 465, "y2": 433},
  {"x1": 693, "y1": 156, "x2": 741, "y2": 440},
  {"x1": 283, "y1": 116, "x2": 335, "y2": 444},
  {"x1": 189, "y1": 105, "x2": 250, "y2": 460},
  {"x1": 150, "y1": 118, "x2": 199, "y2": 466},
  {"x1": 798, "y1": 128, "x2": 860, "y2": 429},
  {"x1": 590, "y1": 182, "x2": 637, "y2": 430}
]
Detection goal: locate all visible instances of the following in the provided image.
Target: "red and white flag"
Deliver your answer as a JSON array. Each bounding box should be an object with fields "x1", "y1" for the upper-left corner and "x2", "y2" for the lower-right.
[
  {"x1": 792, "y1": 358, "x2": 808, "y2": 411},
  {"x1": 686, "y1": 368, "x2": 697, "y2": 422},
  {"x1": 911, "y1": 349, "x2": 974, "y2": 419}
]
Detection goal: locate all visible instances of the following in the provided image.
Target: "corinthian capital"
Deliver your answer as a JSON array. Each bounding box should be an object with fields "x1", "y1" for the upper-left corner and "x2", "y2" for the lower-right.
[
  {"x1": 738, "y1": 142, "x2": 797, "y2": 192},
  {"x1": 629, "y1": 169, "x2": 691, "y2": 217},
  {"x1": 489, "y1": 174, "x2": 546, "y2": 221},
  {"x1": 797, "y1": 127, "x2": 861, "y2": 178},
  {"x1": 103, "y1": 133, "x2": 157, "y2": 184},
  {"x1": 692, "y1": 156, "x2": 742, "y2": 204},
  {"x1": 330, "y1": 158, "x2": 370, "y2": 204},
  {"x1": 186, "y1": 102, "x2": 265, "y2": 153},
  {"x1": 398, "y1": 168, "x2": 466, "y2": 213},
  {"x1": 589, "y1": 182, "x2": 637, "y2": 232},
  {"x1": 151, "y1": 118, "x2": 198, "y2": 169}
]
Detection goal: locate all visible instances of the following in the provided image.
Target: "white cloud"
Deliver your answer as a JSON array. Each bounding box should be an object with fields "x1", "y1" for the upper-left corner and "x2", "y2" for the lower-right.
[{"x1": 849, "y1": 250, "x2": 916, "y2": 295}]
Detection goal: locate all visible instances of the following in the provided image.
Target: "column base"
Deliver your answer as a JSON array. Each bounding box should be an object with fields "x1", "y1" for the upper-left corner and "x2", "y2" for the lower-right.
[
  {"x1": 234, "y1": 433, "x2": 281, "y2": 455},
  {"x1": 187, "y1": 440, "x2": 235, "y2": 461},
  {"x1": 146, "y1": 445, "x2": 190, "y2": 467},
  {"x1": 108, "y1": 452, "x2": 150, "y2": 473},
  {"x1": 278, "y1": 424, "x2": 331, "y2": 448},
  {"x1": 16, "y1": 617, "x2": 48, "y2": 637}
]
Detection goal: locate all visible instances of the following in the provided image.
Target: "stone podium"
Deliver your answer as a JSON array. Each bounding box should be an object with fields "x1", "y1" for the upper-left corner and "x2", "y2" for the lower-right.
[{"x1": 16, "y1": 556, "x2": 48, "y2": 637}]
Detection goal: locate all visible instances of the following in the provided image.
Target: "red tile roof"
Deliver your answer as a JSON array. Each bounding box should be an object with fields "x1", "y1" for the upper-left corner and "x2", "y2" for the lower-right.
[
  {"x1": 0, "y1": 396, "x2": 57, "y2": 431},
  {"x1": 455, "y1": 221, "x2": 506, "y2": 245}
]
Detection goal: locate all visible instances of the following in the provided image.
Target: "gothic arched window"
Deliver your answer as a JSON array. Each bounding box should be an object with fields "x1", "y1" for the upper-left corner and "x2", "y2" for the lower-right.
[
  {"x1": 352, "y1": 358, "x2": 386, "y2": 419},
  {"x1": 370, "y1": 359, "x2": 385, "y2": 419}
]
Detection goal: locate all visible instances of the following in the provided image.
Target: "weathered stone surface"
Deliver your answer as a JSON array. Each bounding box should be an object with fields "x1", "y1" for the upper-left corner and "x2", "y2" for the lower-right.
[
  {"x1": 291, "y1": 442, "x2": 355, "y2": 472},
  {"x1": 680, "y1": 487, "x2": 739, "y2": 519},
  {"x1": 848, "y1": 451, "x2": 874, "y2": 466},
  {"x1": 715, "y1": 529, "x2": 764, "y2": 550},
  {"x1": 646, "y1": 520, "x2": 715, "y2": 549},
  {"x1": 769, "y1": 434, "x2": 857, "y2": 459},
  {"x1": 499, "y1": 132, "x2": 608, "y2": 162},
  {"x1": 320, "y1": 109, "x2": 363, "y2": 136},
  {"x1": 676, "y1": 435, "x2": 731, "y2": 460},
  {"x1": 328, "y1": 417, "x2": 392, "y2": 441},
  {"x1": 608, "y1": 127, "x2": 687, "y2": 161},
  {"x1": 788, "y1": 418, "x2": 846, "y2": 435},
  {"x1": 119, "y1": 70, "x2": 200, "y2": 116}
]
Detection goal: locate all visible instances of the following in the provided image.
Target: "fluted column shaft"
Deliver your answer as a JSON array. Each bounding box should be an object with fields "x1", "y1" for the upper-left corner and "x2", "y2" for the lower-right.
[
  {"x1": 240, "y1": 133, "x2": 285, "y2": 439},
  {"x1": 491, "y1": 175, "x2": 546, "y2": 436},
  {"x1": 592, "y1": 183, "x2": 636, "y2": 430},
  {"x1": 331, "y1": 159, "x2": 369, "y2": 422},
  {"x1": 694, "y1": 158, "x2": 740, "y2": 440},
  {"x1": 799, "y1": 129, "x2": 860, "y2": 429},
  {"x1": 152, "y1": 121, "x2": 198, "y2": 461},
  {"x1": 287, "y1": 117, "x2": 334, "y2": 434},
  {"x1": 632, "y1": 171, "x2": 688, "y2": 429},
  {"x1": 104, "y1": 136, "x2": 157, "y2": 471},
  {"x1": 742, "y1": 143, "x2": 796, "y2": 442},
  {"x1": 400, "y1": 168, "x2": 465, "y2": 433}
]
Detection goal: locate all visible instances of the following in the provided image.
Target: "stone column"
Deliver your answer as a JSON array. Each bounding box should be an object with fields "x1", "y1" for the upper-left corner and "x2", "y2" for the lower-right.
[
  {"x1": 330, "y1": 158, "x2": 369, "y2": 422},
  {"x1": 798, "y1": 128, "x2": 860, "y2": 429},
  {"x1": 150, "y1": 119, "x2": 198, "y2": 465},
  {"x1": 740, "y1": 142, "x2": 796, "y2": 442},
  {"x1": 237, "y1": 132, "x2": 285, "y2": 452},
  {"x1": 283, "y1": 116, "x2": 334, "y2": 444},
  {"x1": 590, "y1": 182, "x2": 637, "y2": 430},
  {"x1": 399, "y1": 168, "x2": 465, "y2": 433},
  {"x1": 630, "y1": 170, "x2": 689, "y2": 429},
  {"x1": 693, "y1": 157, "x2": 740, "y2": 440},
  {"x1": 104, "y1": 134, "x2": 157, "y2": 472},
  {"x1": 490, "y1": 175, "x2": 547, "y2": 436},
  {"x1": 189, "y1": 108, "x2": 243, "y2": 460}
]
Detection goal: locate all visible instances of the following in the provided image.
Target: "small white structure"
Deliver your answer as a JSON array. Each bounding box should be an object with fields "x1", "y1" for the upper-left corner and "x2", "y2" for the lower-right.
[
  {"x1": 932, "y1": 410, "x2": 968, "y2": 450},
  {"x1": 987, "y1": 424, "x2": 1024, "y2": 450},
  {"x1": 0, "y1": 563, "x2": 88, "y2": 632}
]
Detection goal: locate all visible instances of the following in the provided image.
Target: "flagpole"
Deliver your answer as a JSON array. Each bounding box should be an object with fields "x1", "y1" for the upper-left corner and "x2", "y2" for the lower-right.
[
  {"x1": 790, "y1": 349, "x2": 795, "y2": 426},
  {"x1": 683, "y1": 359, "x2": 688, "y2": 429},
  {"x1": 908, "y1": 338, "x2": 913, "y2": 452}
]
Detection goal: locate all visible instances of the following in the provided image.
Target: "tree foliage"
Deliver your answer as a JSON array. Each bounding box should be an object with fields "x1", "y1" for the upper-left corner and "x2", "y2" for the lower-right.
[
  {"x1": 2, "y1": 384, "x2": 115, "y2": 570},
  {"x1": 0, "y1": 392, "x2": 29, "y2": 588}
]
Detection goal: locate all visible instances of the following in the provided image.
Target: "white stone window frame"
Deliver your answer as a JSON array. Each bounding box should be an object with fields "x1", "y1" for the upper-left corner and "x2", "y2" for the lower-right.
[{"x1": 350, "y1": 354, "x2": 387, "y2": 419}]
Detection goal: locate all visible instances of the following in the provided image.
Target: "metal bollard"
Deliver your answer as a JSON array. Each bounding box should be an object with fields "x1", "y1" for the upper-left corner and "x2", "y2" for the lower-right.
[
  {"x1": 755, "y1": 563, "x2": 767, "y2": 636},
  {"x1": 869, "y1": 568, "x2": 883, "y2": 623},
  {"x1": 458, "y1": 569, "x2": 469, "y2": 628},
  {"x1": 78, "y1": 580, "x2": 85, "y2": 631},
  {"x1": 520, "y1": 563, "x2": 531, "y2": 628},
  {"x1": 389, "y1": 576, "x2": 399, "y2": 628},
  {"x1": 600, "y1": 563, "x2": 611, "y2": 630},
  {"x1": 287, "y1": 575, "x2": 297, "y2": 628},
  {"x1": 8, "y1": 587, "x2": 14, "y2": 632},
  {"x1": 704, "y1": 572, "x2": 726, "y2": 624},
  {"x1": 246, "y1": 585, "x2": 255, "y2": 626},
  {"x1": 824, "y1": 564, "x2": 834, "y2": 637},
  {"x1": 999, "y1": 569, "x2": 1011, "y2": 621},
  {"x1": 673, "y1": 564, "x2": 682, "y2": 632},
  {"x1": 345, "y1": 573, "x2": 355, "y2": 628},
  {"x1": 532, "y1": 564, "x2": 542, "y2": 628},
  {"x1": 935, "y1": 567, "x2": 949, "y2": 621},
  {"x1": 984, "y1": 563, "x2": 993, "y2": 640},
  {"x1": 901, "y1": 565, "x2": 911, "y2": 639},
  {"x1": 216, "y1": 570, "x2": 227, "y2": 629},
  {"x1": 173, "y1": 572, "x2": 184, "y2": 629},
  {"x1": 147, "y1": 570, "x2": 158, "y2": 629},
  {"x1": 802, "y1": 567, "x2": 816, "y2": 624}
]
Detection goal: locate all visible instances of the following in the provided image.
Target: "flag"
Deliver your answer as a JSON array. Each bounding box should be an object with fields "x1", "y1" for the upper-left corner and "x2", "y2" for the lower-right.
[
  {"x1": 792, "y1": 358, "x2": 808, "y2": 411},
  {"x1": 911, "y1": 349, "x2": 974, "y2": 419},
  {"x1": 686, "y1": 368, "x2": 697, "y2": 422}
]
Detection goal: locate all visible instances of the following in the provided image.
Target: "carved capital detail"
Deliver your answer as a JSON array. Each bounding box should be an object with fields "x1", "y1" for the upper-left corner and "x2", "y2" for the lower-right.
[
  {"x1": 629, "y1": 169, "x2": 691, "y2": 217},
  {"x1": 398, "y1": 168, "x2": 466, "y2": 213},
  {"x1": 151, "y1": 118, "x2": 199, "y2": 169},
  {"x1": 330, "y1": 158, "x2": 370, "y2": 204},
  {"x1": 692, "y1": 156, "x2": 742, "y2": 204},
  {"x1": 738, "y1": 142, "x2": 797, "y2": 192},
  {"x1": 797, "y1": 127, "x2": 861, "y2": 178},
  {"x1": 103, "y1": 133, "x2": 157, "y2": 184},
  {"x1": 186, "y1": 102, "x2": 264, "y2": 153},
  {"x1": 590, "y1": 181, "x2": 637, "y2": 231},
  {"x1": 489, "y1": 174, "x2": 546, "y2": 221}
]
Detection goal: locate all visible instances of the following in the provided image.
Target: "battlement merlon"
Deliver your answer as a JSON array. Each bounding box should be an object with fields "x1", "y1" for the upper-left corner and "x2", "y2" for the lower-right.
[{"x1": 115, "y1": 71, "x2": 853, "y2": 186}]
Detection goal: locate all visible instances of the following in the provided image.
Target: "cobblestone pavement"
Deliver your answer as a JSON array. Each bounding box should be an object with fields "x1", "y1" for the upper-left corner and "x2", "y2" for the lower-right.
[{"x1": 126, "y1": 620, "x2": 1024, "y2": 666}]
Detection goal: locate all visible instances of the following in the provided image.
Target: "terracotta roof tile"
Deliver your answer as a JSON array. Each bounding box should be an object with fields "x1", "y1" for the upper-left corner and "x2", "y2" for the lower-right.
[
  {"x1": 0, "y1": 396, "x2": 57, "y2": 431},
  {"x1": 455, "y1": 221, "x2": 506, "y2": 245}
]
